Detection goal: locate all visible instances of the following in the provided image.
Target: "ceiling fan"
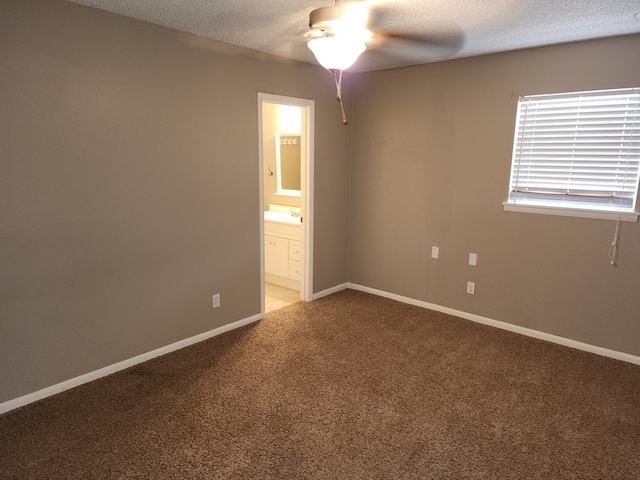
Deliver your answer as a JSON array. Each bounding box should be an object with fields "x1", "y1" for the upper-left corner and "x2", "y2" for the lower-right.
[
  {"x1": 304, "y1": 1, "x2": 373, "y2": 124},
  {"x1": 304, "y1": 0, "x2": 463, "y2": 124}
]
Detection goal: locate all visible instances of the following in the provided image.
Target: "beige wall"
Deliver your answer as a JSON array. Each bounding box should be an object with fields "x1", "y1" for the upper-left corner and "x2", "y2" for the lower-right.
[
  {"x1": 0, "y1": 0, "x2": 350, "y2": 402},
  {"x1": 349, "y1": 34, "x2": 640, "y2": 357},
  {"x1": 2, "y1": 0, "x2": 639, "y2": 406}
]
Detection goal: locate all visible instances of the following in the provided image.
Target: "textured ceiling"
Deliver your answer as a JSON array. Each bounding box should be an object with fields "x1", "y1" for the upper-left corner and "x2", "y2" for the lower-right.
[{"x1": 68, "y1": 0, "x2": 640, "y2": 72}]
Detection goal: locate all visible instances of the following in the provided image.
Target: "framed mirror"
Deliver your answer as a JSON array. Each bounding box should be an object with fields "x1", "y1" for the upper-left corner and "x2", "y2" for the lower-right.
[{"x1": 275, "y1": 133, "x2": 301, "y2": 197}]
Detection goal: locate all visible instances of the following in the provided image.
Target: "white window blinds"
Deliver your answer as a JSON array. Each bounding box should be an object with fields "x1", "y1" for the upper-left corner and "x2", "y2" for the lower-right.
[{"x1": 508, "y1": 88, "x2": 640, "y2": 212}]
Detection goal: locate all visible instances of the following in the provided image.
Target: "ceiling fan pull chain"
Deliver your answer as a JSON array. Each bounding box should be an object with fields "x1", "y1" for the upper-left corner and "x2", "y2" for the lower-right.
[{"x1": 332, "y1": 69, "x2": 348, "y2": 125}]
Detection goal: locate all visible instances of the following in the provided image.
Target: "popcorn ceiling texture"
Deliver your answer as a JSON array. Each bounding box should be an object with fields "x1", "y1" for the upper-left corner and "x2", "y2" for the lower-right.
[{"x1": 68, "y1": 0, "x2": 640, "y2": 71}]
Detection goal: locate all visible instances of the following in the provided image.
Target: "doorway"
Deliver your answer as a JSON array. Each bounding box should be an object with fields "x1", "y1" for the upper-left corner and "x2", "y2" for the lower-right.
[{"x1": 258, "y1": 93, "x2": 314, "y2": 315}]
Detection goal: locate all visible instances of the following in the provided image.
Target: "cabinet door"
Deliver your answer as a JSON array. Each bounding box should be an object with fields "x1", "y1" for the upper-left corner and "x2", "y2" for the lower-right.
[{"x1": 265, "y1": 235, "x2": 289, "y2": 277}]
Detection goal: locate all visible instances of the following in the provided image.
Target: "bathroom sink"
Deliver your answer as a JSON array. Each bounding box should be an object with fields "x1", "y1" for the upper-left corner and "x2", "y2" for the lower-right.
[{"x1": 264, "y1": 210, "x2": 301, "y2": 225}]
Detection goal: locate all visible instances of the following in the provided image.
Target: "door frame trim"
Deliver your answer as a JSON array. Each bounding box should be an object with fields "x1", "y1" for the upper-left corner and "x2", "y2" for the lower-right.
[{"x1": 258, "y1": 93, "x2": 315, "y2": 312}]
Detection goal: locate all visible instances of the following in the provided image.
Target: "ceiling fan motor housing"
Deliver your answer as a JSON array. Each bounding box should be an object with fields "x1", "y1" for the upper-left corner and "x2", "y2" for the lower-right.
[{"x1": 309, "y1": 6, "x2": 349, "y2": 31}]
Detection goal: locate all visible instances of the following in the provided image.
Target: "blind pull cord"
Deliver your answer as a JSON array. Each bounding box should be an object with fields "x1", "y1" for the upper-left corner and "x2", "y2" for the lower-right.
[
  {"x1": 609, "y1": 92, "x2": 638, "y2": 267},
  {"x1": 608, "y1": 217, "x2": 621, "y2": 266}
]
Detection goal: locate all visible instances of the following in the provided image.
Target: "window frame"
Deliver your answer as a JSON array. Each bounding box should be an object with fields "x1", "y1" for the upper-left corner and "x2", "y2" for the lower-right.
[{"x1": 504, "y1": 87, "x2": 640, "y2": 222}]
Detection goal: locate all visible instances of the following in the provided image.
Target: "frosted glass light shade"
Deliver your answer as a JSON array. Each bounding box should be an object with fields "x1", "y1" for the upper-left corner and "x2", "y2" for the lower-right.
[{"x1": 307, "y1": 34, "x2": 368, "y2": 71}]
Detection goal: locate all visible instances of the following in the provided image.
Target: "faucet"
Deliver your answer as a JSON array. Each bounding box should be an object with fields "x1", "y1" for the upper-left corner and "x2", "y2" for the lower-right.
[{"x1": 289, "y1": 209, "x2": 301, "y2": 218}]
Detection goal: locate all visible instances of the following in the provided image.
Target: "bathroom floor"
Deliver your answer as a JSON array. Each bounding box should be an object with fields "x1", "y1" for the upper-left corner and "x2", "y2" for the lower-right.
[{"x1": 265, "y1": 283, "x2": 299, "y2": 313}]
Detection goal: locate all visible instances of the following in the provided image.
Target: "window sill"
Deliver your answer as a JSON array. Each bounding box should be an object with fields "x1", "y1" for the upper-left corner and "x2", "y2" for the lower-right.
[{"x1": 503, "y1": 203, "x2": 639, "y2": 222}]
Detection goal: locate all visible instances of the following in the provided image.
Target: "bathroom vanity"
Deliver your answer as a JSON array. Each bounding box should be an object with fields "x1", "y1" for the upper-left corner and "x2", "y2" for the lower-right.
[{"x1": 264, "y1": 206, "x2": 301, "y2": 291}]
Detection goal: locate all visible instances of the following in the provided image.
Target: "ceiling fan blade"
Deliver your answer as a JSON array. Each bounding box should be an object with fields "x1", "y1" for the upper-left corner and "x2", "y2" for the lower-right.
[
  {"x1": 357, "y1": 2, "x2": 466, "y2": 68},
  {"x1": 372, "y1": 29, "x2": 466, "y2": 60}
]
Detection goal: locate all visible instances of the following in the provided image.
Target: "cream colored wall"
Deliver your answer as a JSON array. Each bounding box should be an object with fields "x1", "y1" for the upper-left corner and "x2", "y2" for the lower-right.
[
  {"x1": 349, "y1": 34, "x2": 640, "y2": 357},
  {"x1": 0, "y1": 0, "x2": 350, "y2": 403},
  {"x1": 262, "y1": 103, "x2": 301, "y2": 210}
]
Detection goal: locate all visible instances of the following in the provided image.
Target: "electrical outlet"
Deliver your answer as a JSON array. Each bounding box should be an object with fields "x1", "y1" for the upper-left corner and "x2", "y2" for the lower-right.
[
  {"x1": 466, "y1": 282, "x2": 475, "y2": 295},
  {"x1": 212, "y1": 294, "x2": 220, "y2": 308},
  {"x1": 469, "y1": 253, "x2": 477, "y2": 266},
  {"x1": 431, "y1": 246, "x2": 439, "y2": 259}
]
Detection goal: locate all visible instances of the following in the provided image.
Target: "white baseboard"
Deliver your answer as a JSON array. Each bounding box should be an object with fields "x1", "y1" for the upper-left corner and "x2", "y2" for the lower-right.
[
  {"x1": 347, "y1": 283, "x2": 640, "y2": 366},
  {"x1": 5, "y1": 284, "x2": 638, "y2": 415},
  {"x1": 313, "y1": 282, "x2": 348, "y2": 300},
  {"x1": 0, "y1": 313, "x2": 263, "y2": 415}
]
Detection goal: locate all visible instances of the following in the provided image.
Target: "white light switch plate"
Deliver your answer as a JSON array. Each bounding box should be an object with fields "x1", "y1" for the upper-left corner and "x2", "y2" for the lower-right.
[
  {"x1": 469, "y1": 253, "x2": 477, "y2": 266},
  {"x1": 431, "y1": 246, "x2": 439, "y2": 259}
]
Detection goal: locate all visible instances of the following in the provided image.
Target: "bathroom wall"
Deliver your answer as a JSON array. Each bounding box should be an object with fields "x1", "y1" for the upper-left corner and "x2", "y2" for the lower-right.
[{"x1": 262, "y1": 103, "x2": 302, "y2": 210}]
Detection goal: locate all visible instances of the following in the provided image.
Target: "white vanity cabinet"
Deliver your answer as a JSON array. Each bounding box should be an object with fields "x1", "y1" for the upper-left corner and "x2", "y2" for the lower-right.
[
  {"x1": 265, "y1": 235, "x2": 289, "y2": 278},
  {"x1": 264, "y1": 220, "x2": 302, "y2": 290}
]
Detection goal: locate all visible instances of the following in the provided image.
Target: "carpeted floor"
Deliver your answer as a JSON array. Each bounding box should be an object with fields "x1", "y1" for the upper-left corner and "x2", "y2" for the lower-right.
[{"x1": 1, "y1": 289, "x2": 639, "y2": 479}]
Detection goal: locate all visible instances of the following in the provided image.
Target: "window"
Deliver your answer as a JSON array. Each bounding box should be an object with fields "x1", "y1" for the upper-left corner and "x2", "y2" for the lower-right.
[{"x1": 505, "y1": 87, "x2": 640, "y2": 221}]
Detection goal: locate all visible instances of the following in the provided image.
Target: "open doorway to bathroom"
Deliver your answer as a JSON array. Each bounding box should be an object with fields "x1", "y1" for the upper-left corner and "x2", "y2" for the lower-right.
[{"x1": 258, "y1": 94, "x2": 314, "y2": 315}]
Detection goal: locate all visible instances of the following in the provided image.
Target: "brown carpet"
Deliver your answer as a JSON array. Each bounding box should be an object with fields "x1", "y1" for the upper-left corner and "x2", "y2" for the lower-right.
[{"x1": 1, "y1": 289, "x2": 639, "y2": 479}]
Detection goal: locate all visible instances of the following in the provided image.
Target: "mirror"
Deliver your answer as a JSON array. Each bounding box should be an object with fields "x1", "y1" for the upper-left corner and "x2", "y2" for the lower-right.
[{"x1": 275, "y1": 133, "x2": 301, "y2": 197}]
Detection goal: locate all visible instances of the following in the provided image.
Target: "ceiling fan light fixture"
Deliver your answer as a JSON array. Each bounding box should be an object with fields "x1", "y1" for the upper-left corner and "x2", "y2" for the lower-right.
[
  {"x1": 307, "y1": 29, "x2": 372, "y2": 71},
  {"x1": 305, "y1": 2, "x2": 374, "y2": 124}
]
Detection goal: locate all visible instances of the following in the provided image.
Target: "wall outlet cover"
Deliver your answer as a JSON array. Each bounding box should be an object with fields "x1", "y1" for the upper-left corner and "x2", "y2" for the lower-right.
[{"x1": 466, "y1": 282, "x2": 475, "y2": 295}]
